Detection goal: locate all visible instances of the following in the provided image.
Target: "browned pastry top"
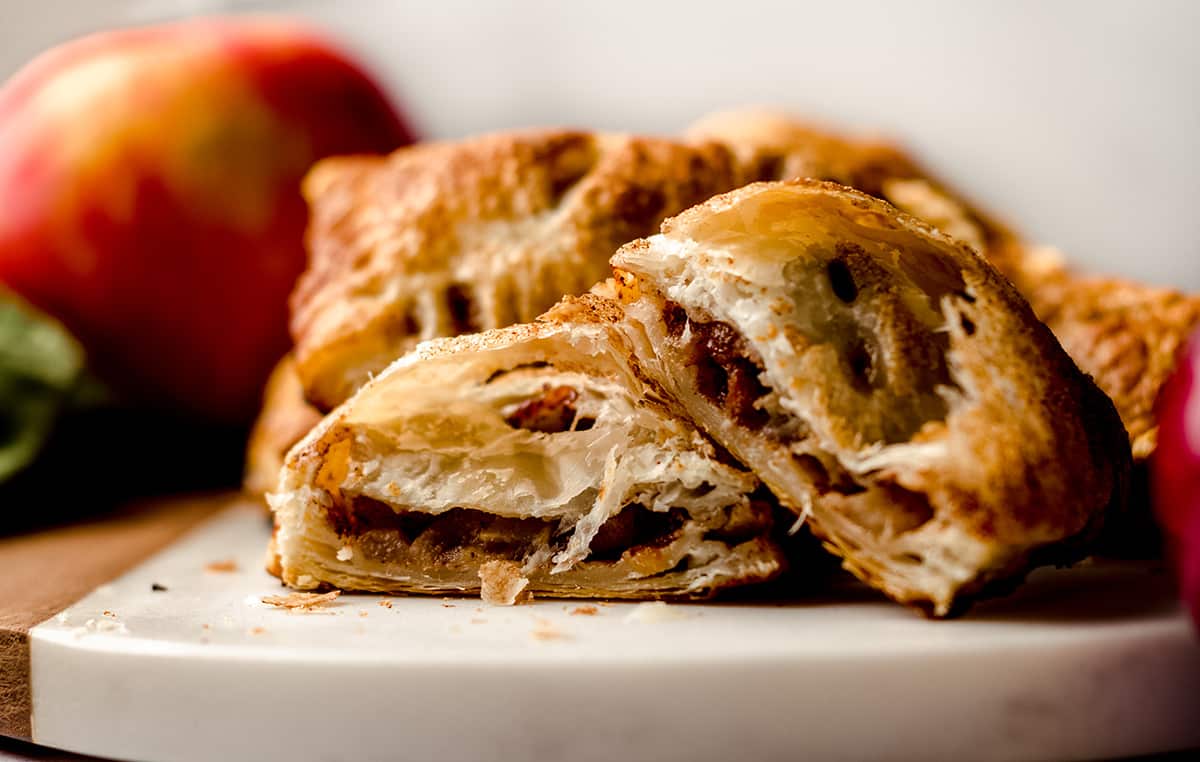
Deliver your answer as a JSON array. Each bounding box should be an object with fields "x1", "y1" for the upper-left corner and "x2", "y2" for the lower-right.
[
  {"x1": 290, "y1": 128, "x2": 747, "y2": 409},
  {"x1": 1008, "y1": 248, "x2": 1200, "y2": 460},
  {"x1": 685, "y1": 108, "x2": 1018, "y2": 255}
]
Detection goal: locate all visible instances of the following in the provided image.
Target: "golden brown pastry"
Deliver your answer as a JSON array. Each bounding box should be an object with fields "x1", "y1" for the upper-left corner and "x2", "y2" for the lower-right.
[
  {"x1": 611, "y1": 180, "x2": 1130, "y2": 616},
  {"x1": 684, "y1": 108, "x2": 1018, "y2": 260},
  {"x1": 1004, "y1": 247, "x2": 1200, "y2": 461},
  {"x1": 290, "y1": 129, "x2": 748, "y2": 410},
  {"x1": 268, "y1": 295, "x2": 784, "y2": 601},
  {"x1": 688, "y1": 108, "x2": 1200, "y2": 464},
  {"x1": 244, "y1": 354, "x2": 322, "y2": 496}
]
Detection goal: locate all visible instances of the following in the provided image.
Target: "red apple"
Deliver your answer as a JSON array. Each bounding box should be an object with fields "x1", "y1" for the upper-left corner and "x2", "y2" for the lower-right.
[
  {"x1": 1153, "y1": 330, "x2": 1200, "y2": 628},
  {"x1": 0, "y1": 17, "x2": 415, "y2": 423}
]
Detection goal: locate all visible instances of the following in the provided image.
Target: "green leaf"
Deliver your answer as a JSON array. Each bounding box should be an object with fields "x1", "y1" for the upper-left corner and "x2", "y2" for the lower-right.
[{"x1": 0, "y1": 289, "x2": 89, "y2": 483}]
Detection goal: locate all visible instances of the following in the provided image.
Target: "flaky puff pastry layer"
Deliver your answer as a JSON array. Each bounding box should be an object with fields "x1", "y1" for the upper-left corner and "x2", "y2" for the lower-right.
[
  {"x1": 290, "y1": 129, "x2": 749, "y2": 410},
  {"x1": 611, "y1": 180, "x2": 1130, "y2": 616},
  {"x1": 268, "y1": 296, "x2": 783, "y2": 601}
]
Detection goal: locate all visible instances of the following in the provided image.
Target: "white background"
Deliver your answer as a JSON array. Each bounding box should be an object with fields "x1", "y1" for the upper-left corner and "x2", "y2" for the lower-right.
[{"x1": 3, "y1": 0, "x2": 1197, "y2": 288}]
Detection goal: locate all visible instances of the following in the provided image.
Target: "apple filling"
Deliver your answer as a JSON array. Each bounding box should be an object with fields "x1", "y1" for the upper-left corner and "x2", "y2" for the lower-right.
[
  {"x1": 665, "y1": 302, "x2": 774, "y2": 431},
  {"x1": 323, "y1": 495, "x2": 770, "y2": 576},
  {"x1": 655, "y1": 295, "x2": 937, "y2": 536},
  {"x1": 299, "y1": 359, "x2": 780, "y2": 592}
]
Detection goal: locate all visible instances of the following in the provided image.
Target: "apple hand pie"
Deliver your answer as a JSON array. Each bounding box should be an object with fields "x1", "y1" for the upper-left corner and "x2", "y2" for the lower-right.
[
  {"x1": 686, "y1": 108, "x2": 1200, "y2": 464},
  {"x1": 291, "y1": 129, "x2": 747, "y2": 410},
  {"x1": 268, "y1": 295, "x2": 784, "y2": 601},
  {"x1": 611, "y1": 180, "x2": 1130, "y2": 616}
]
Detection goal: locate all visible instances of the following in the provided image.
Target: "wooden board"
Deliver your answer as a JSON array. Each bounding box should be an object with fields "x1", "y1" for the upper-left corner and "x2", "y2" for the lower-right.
[{"x1": 0, "y1": 493, "x2": 234, "y2": 739}]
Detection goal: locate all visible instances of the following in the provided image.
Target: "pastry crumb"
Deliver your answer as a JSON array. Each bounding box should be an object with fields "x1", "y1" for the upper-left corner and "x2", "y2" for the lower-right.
[
  {"x1": 478, "y1": 560, "x2": 530, "y2": 605},
  {"x1": 624, "y1": 601, "x2": 685, "y2": 623},
  {"x1": 359, "y1": 609, "x2": 369, "y2": 618},
  {"x1": 261, "y1": 590, "x2": 341, "y2": 611},
  {"x1": 249, "y1": 627, "x2": 266, "y2": 636},
  {"x1": 205, "y1": 559, "x2": 238, "y2": 573},
  {"x1": 102, "y1": 610, "x2": 116, "y2": 618},
  {"x1": 80, "y1": 618, "x2": 127, "y2": 635},
  {"x1": 377, "y1": 600, "x2": 393, "y2": 609},
  {"x1": 570, "y1": 605, "x2": 599, "y2": 616},
  {"x1": 151, "y1": 583, "x2": 168, "y2": 592},
  {"x1": 441, "y1": 602, "x2": 456, "y2": 608},
  {"x1": 531, "y1": 618, "x2": 568, "y2": 641}
]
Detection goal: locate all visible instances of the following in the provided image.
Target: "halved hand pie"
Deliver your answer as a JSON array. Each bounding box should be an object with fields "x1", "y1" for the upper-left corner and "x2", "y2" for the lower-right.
[
  {"x1": 611, "y1": 179, "x2": 1130, "y2": 616},
  {"x1": 686, "y1": 108, "x2": 1200, "y2": 464},
  {"x1": 268, "y1": 296, "x2": 783, "y2": 601}
]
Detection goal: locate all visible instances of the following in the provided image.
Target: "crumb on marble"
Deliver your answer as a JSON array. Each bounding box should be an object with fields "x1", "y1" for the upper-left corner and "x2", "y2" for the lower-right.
[
  {"x1": 531, "y1": 617, "x2": 569, "y2": 641},
  {"x1": 261, "y1": 590, "x2": 341, "y2": 611}
]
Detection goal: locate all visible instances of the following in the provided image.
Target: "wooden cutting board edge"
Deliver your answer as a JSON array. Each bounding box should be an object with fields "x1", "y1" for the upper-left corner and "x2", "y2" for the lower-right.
[{"x1": 0, "y1": 493, "x2": 238, "y2": 740}]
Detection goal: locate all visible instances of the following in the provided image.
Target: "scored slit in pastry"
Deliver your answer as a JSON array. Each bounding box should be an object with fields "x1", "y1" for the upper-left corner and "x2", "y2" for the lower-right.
[
  {"x1": 611, "y1": 179, "x2": 1130, "y2": 616},
  {"x1": 268, "y1": 296, "x2": 784, "y2": 601}
]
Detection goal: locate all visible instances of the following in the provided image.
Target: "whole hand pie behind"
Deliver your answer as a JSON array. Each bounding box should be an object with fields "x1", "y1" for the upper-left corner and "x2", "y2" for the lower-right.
[
  {"x1": 268, "y1": 295, "x2": 784, "y2": 601},
  {"x1": 611, "y1": 179, "x2": 1131, "y2": 616},
  {"x1": 684, "y1": 107, "x2": 1019, "y2": 263},
  {"x1": 290, "y1": 129, "x2": 748, "y2": 411}
]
